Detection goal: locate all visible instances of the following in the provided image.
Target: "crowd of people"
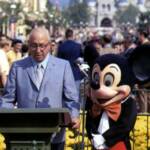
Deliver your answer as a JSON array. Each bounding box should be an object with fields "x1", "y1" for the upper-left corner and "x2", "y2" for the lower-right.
[
  {"x1": 0, "y1": 26, "x2": 150, "y2": 84},
  {"x1": 0, "y1": 25, "x2": 149, "y2": 149}
]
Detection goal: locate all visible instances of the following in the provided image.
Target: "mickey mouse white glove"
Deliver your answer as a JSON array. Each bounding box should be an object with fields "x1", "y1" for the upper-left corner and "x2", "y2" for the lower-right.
[{"x1": 92, "y1": 133, "x2": 105, "y2": 149}]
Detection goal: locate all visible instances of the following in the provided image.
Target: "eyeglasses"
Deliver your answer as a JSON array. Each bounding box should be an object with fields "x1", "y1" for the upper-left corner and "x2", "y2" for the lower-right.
[{"x1": 29, "y1": 43, "x2": 49, "y2": 50}]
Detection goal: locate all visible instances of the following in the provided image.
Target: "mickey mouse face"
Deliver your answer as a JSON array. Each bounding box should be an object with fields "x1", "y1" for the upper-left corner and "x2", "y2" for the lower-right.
[
  {"x1": 90, "y1": 61, "x2": 131, "y2": 107},
  {"x1": 89, "y1": 46, "x2": 150, "y2": 109},
  {"x1": 91, "y1": 63, "x2": 121, "y2": 99}
]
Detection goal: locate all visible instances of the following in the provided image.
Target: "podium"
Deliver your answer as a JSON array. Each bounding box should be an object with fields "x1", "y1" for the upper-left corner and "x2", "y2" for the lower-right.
[{"x1": 0, "y1": 108, "x2": 70, "y2": 150}]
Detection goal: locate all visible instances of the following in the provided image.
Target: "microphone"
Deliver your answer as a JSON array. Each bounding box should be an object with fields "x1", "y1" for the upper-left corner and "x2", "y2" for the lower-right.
[
  {"x1": 75, "y1": 57, "x2": 84, "y2": 65},
  {"x1": 75, "y1": 57, "x2": 90, "y2": 77}
]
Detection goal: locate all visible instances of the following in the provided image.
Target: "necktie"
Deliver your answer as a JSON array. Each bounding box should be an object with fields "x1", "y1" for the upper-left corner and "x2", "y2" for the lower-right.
[
  {"x1": 103, "y1": 102, "x2": 121, "y2": 121},
  {"x1": 90, "y1": 102, "x2": 121, "y2": 121},
  {"x1": 36, "y1": 64, "x2": 44, "y2": 89}
]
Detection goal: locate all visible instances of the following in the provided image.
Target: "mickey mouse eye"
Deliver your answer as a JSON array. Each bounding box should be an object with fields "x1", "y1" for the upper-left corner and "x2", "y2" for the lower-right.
[{"x1": 104, "y1": 73, "x2": 114, "y2": 87}]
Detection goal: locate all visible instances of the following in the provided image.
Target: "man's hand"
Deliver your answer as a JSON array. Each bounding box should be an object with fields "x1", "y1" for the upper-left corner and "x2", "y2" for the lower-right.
[{"x1": 71, "y1": 117, "x2": 80, "y2": 129}]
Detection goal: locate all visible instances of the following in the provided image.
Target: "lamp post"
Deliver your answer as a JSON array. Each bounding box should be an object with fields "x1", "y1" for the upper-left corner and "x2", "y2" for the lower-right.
[
  {"x1": 0, "y1": 7, "x2": 7, "y2": 35},
  {"x1": 48, "y1": 13, "x2": 54, "y2": 35},
  {"x1": 0, "y1": 7, "x2": 3, "y2": 34},
  {"x1": 9, "y1": 3, "x2": 17, "y2": 38},
  {"x1": 10, "y1": 3, "x2": 17, "y2": 15}
]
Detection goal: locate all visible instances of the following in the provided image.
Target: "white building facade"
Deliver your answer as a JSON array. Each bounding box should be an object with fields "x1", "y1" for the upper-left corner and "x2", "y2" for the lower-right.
[{"x1": 88, "y1": 0, "x2": 147, "y2": 27}]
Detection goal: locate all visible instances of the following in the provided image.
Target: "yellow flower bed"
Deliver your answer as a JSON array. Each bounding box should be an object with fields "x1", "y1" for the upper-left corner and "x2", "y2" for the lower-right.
[
  {"x1": 66, "y1": 112, "x2": 92, "y2": 149},
  {"x1": 66, "y1": 114, "x2": 150, "y2": 150},
  {"x1": 0, "y1": 134, "x2": 6, "y2": 150},
  {"x1": 130, "y1": 115, "x2": 150, "y2": 150}
]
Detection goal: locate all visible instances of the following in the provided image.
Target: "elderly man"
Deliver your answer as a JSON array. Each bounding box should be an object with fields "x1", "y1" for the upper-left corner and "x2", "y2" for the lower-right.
[{"x1": 0, "y1": 27, "x2": 80, "y2": 150}]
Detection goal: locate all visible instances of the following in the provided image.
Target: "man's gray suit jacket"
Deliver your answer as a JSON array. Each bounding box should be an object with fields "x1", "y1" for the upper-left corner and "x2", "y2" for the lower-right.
[{"x1": 0, "y1": 55, "x2": 80, "y2": 118}]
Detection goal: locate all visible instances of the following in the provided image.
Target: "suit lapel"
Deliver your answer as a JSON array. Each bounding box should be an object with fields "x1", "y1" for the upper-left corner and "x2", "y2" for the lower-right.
[
  {"x1": 41, "y1": 56, "x2": 54, "y2": 88},
  {"x1": 26, "y1": 57, "x2": 39, "y2": 90}
]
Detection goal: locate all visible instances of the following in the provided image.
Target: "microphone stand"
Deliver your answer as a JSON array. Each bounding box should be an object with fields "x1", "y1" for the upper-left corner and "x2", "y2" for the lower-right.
[{"x1": 77, "y1": 64, "x2": 89, "y2": 150}]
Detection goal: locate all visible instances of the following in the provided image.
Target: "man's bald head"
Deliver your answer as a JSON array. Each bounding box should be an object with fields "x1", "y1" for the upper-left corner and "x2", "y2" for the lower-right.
[{"x1": 29, "y1": 27, "x2": 50, "y2": 42}]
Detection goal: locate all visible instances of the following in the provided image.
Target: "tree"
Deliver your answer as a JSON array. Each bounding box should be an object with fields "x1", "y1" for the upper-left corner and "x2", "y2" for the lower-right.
[
  {"x1": 114, "y1": 4, "x2": 140, "y2": 25},
  {"x1": 0, "y1": 1, "x2": 22, "y2": 21},
  {"x1": 138, "y1": 11, "x2": 150, "y2": 30},
  {"x1": 45, "y1": 1, "x2": 64, "y2": 26},
  {"x1": 64, "y1": 0, "x2": 90, "y2": 27}
]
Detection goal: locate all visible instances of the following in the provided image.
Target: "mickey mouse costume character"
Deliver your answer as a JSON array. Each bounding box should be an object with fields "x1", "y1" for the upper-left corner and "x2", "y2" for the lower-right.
[{"x1": 85, "y1": 45, "x2": 150, "y2": 150}]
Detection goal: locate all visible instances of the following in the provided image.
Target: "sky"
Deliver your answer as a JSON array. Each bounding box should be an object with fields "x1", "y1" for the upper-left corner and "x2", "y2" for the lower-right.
[
  {"x1": 60, "y1": 0, "x2": 70, "y2": 7},
  {"x1": 54, "y1": 0, "x2": 96, "y2": 8},
  {"x1": 48, "y1": 0, "x2": 69, "y2": 8},
  {"x1": 59, "y1": 0, "x2": 96, "y2": 6}
]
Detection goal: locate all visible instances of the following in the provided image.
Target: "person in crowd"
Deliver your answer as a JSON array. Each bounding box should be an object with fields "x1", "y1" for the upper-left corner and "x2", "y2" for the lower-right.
[
  {"x1": 121, "y1": 34, "x2": 137, "y2": 58},
  {"x1": 102, "y1": 34, "x2": 112, "y2": 48},
  {"x1": 0, "y1": 27, "x2": 80, "y2": 150},
  {"x1": 101, "y1": 34, "x2": 115, "y2": 55},
  {"x1": 138, "y1": 29, "x2": 150, "y2": 45},
  {"x1": 135, "y1": 29, "x2": 150, "y2": 112},
  {"x1": 50, "y1": 39, "x2": 57, "y2": 56},
  {"x1": 7, "y1": 39, "x2": 23, "y2": 66},
  {"x1": 90, "y1": 36, "x2": 102, "y2": 55},
  {"x1": 111, "y1": 32, "x2": 124, "y2": 54},
  {"x1": 83, "y1": 43, "x2": 100, "y2": 70},
  {"x1": 57, "y1": 28, "x2": 84, "y2": 106},
  {"x1": 21, "y1": 44, "x2": 29, "y2": 58},
  {"x1": 0, "y1": 39, "x2": 11, "y2": 88}
]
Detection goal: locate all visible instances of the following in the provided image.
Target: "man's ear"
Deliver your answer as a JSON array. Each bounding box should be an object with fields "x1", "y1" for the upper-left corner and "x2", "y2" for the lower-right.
[{"x1": 48, "y1": 42, "x2": 52, "y2": 52}]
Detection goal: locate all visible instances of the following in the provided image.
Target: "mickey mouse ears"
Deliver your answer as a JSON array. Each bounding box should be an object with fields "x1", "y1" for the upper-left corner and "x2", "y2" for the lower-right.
[{"x1": 128, "y1": 44, "x2": 150, "y2": 85}]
